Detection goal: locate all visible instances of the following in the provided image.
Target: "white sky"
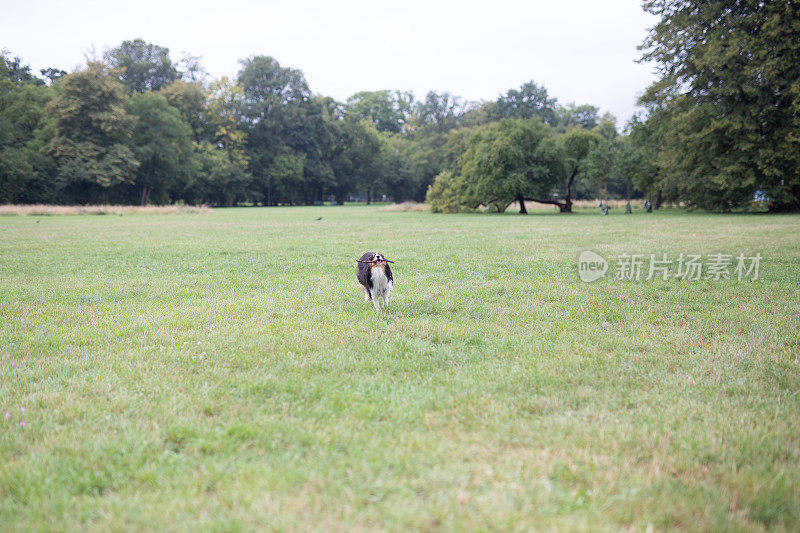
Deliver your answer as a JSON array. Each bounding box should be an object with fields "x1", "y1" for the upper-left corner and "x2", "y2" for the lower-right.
[{"x1": 2, "y1": 0, "x2": 658, "y2": 124}]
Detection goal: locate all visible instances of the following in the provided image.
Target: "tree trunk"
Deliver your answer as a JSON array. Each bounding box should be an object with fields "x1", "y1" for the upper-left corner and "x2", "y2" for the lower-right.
[
  {"x1": 655, "y1": 188, "x2": 663, "y2": 210},
  {"x1": 563, "y1": 168, "x2": 577, "y2": 213},
  {"x1": 625, "y1": 180, "x2": 632, "y2": 214},
  {"x1": 139, "y1": 186, "x2": 149, "y2": 206},
  {"x1": 517, "y1": 195, "x2": 528, "y2": 214}
]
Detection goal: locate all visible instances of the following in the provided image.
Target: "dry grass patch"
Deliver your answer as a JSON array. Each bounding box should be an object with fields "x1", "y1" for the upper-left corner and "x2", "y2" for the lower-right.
[
  {"x1": 572, "y1": 198, "x2": 645, "y2": 209},
  {"x1": 517, "y1": 199, "x2": 646, "y2": 211},
  {"x1": 377, "y1": 202, "x2": 429, "y2": 212},
  {"x1": 0, "y1": 204, "x2": 211, "y2": 216}
]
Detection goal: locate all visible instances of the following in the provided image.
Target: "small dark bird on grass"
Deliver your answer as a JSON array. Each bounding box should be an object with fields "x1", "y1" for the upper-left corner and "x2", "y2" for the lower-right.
[
  {"x1": 316, "y1": 217, "x2": 322, "y2": 220},
  {"x1": 356, "y1": 252, "x2": 394, "y2": 310}
]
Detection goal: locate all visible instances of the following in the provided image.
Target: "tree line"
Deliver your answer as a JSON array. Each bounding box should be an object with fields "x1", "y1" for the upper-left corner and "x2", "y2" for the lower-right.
[
  {"x1": 0, "y1": 40, "x2": 640, "y2": 209},
  {"x1": 2, "y1": 0, "x2": 798, "y2": 212}
]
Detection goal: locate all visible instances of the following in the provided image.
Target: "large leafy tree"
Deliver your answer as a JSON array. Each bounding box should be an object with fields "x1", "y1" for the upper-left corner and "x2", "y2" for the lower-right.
[
  {"x1": 640, "y1": 0, "x2": 800, "y2": 211},
  {"x1": 104, "y1": 39, "x2": 179, "y2": 93},
  {"x1": 554, "y1": 128, "x2": 603, "y2": 212},
  {"x1": 429, "y1": 118, "x2": 562, "y2": 213},
  {"x1": 126, "y1": 93, "x2": 193, "y2": 205},
  {"x1": 46, "y1": 62, "x2": 138, "y2": 202},
  {"x1": 238, "y1": 55, "x2": 308, "y2": 203},
  {"x1": 0, "y1": 54, "x2": 55, "y2": 203},
  {"x1": 237, "y1": 56, "x2": 334, "y2": 204}
]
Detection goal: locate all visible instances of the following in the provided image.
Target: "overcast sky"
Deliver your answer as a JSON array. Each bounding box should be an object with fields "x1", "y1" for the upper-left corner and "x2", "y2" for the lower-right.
[{"x1": 2, "y1": 0, "x2": 658, "y2": 124}]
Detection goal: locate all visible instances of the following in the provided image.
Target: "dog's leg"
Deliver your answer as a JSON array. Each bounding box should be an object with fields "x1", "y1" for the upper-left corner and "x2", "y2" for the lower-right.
[
  {"x1": 364, "y1": 288, "x2": 370, "y2": 302},
  {"x1": 383, "y1": 293, "x2": 390, "y2": 307},
  {"x1": 371, "y1": 291, "x2": 382, "y2": 311}
]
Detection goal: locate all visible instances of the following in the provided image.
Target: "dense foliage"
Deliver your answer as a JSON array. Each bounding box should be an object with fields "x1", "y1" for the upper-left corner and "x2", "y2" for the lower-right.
[
  {"x1": 46, "y1": 62, "x2": 139, "y2": 203},
  {"x1": 638, "y1": 0, "x2": 800, "y2": 212},
  {"x1": 3, "y1": 0, "x2": 798, "y2": 212}
]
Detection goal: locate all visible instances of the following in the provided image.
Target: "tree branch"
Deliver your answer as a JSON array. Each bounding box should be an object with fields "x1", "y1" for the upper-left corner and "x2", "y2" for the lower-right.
[{"x1": 526, "y1": 197, "x2": 563, "y2": 206}]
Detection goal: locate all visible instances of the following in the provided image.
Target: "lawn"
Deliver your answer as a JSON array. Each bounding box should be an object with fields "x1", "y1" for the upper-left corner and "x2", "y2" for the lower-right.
[{"x1": 1, "y1": 206, "x2": 799, "y2": 531}]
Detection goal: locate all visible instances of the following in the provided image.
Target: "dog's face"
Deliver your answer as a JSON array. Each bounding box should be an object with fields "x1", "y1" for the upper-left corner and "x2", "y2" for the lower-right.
[{"x1": 371, "y1": 253, "x2": 387, "y2": 271}]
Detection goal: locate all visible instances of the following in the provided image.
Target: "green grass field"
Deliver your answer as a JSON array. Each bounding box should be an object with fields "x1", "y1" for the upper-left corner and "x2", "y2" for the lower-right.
[{"x1": 2, "y1": 206, "x2": 799, "y2": 531}]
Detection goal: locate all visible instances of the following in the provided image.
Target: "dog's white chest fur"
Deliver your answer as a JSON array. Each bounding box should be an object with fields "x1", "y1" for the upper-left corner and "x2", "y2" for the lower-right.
[
  {"x1": 371, "y1": 267, "x2": 392, "y2": 296},
  {"x1": 366, "y1": 266, "x2": 393, "y2": 310}
]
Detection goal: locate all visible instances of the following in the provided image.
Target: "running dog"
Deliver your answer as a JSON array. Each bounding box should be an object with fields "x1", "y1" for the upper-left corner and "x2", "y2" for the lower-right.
[{"x1": 356, "y1": 252, "x2": 394, "y2": 310}]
